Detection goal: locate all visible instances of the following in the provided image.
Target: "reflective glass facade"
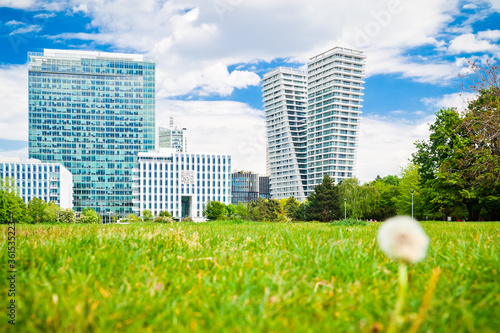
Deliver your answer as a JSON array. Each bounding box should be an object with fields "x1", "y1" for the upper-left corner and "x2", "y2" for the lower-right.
[
  {"x1": 28, "y1": 49, "x2": 155, "y2": 215},
  {"x1": 231, "y1": 172, "x2": 259, "y2": 205}
]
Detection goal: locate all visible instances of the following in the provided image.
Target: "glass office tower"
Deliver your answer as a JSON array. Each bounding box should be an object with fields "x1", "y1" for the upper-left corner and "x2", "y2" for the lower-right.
[{"x1": 28, "y1": 49, "x2": 155, "y2": 216}]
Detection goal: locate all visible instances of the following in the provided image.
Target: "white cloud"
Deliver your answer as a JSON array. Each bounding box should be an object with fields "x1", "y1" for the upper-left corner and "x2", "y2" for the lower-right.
[
  {"x1": 0, "y1": 0, "x2": 36, "y2": 9},
  {"x1": 448, "y1": 32, "x2": 500, "y2": 54},
  {"x1": 0, "y1": 65, "x2": 28, "y2": 141},
  {"x1": 157, "y1": 99, "x2": 266, "y2": 174},
  {"x1": 463, "y1": 3, "x2": 478, "y2": 9},
  {"x1": 37, "y1": 0, "x2": 471, "y2": 95},
  {"x1": 5, "y1": 20, "x2": 24, "y2": 26},
  {"x1": 0, "y1": 147, "x2": 29, "y2": 161},
  {"x1": 357, "y1": 115, "x2": 433, "y2": 183},
  {"x1": 33, "y1": 13, "x2": 56, "y2": 19},
  {"x1": 477, "y1": 29, "x2": 500, "y2": 41},
  {"x1": 422, "y1": 92, "x2": 478, "y2": 112},
  {"x1": 9, "y1": 25, "x2": 43, "y2": 35}
]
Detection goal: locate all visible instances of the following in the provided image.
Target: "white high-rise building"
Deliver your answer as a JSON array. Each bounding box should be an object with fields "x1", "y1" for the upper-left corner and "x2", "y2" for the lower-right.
[
  {"x1": 307, "y1": 47, "x2": 365, "y2": 192},
  {"x1": 262, "y1": 67, "x2": 307, "y2": 201},
  {"x1": 262, "y1": 47, "x2": 365, "y2": 199}
]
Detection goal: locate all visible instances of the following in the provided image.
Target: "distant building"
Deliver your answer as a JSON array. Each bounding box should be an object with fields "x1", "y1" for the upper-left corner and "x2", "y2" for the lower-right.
[
  {"x1": 259, "y1": 176, "x2": 271, "y2": 200},
  {"x1": 262, "y1": 47, "x2": 366, "y2": 198},
  {"x1": 306, "y1": 47, "x2": 365, "y2": 192},
  {"x1": 133, "y1": 149, "x2": 231, "y2": 221},
  {"x1": 262, "y1": 67, "x2": 307, "y2": 201},
  {"x1": 158, "y1": 115, "x2": 187, "y2": 152},
  {"x1": 0, "y1": 157, "x2": 73, "y2": 208},
  {"x1": 28, "y1": 49, "x2": 155, "y2": 216},
  {"x1": 231, "y1": 171, "x2": 259, "y2": 205}
]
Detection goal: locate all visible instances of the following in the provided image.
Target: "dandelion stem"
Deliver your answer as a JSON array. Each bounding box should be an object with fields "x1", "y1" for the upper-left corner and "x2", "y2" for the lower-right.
[{"x1": 387, "y1": 262, "x2": 408, "y2": 333}]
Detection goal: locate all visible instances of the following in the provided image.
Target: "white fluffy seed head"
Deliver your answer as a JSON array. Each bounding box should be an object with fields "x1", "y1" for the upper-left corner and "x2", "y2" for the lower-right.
[{"x1": 377, "y1": 216, "x2": 429, "y2": 264}]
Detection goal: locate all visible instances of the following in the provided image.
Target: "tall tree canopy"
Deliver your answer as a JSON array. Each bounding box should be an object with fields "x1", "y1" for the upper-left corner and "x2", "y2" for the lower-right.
[{"x1": 307, "y1": 174, "x2": 339, "y2": 222}]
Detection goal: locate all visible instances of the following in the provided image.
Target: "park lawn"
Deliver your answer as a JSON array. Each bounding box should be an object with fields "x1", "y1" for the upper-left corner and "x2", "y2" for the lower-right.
[{"x1": 1, "y1": 221, "x2": 499, "y2": 332}]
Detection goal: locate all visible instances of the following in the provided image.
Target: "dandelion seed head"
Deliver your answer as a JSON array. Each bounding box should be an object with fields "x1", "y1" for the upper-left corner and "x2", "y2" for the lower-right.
[{"x1": 377, "y1": 216, "x2": 429, "y2": 264}]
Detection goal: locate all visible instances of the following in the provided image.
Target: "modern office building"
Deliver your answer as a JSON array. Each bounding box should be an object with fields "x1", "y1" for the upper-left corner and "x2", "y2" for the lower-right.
[
  {"x1": 262, "y1": 67, "x2": 308, "y2": 202},
  {"x1": 28, "y1": 49, "x2": 155, "y2": 215},
  {"x1": 132, "y1": 149, "x2": 231, "y2": 221},
  {"x1": 231, "y1": 171, "x2": 259, "y2": 205},
  {"x1": 0, "y1": 157, "x2": 73, "y2": 208},
  {"x1": 158, "y1": 116, "x2": 187, "y2": 152},
  {"x1": 306, "y1": 47, "x2": 365, "y2": 192},
  {"x1": 259, "y1": 176, "x2": 271, "y2": 200}
]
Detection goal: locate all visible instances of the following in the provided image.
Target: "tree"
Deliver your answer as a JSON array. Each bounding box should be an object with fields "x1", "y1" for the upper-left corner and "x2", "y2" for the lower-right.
[
  {"x1": 394, "y1": 164, "x2": 424, "y2": 219},
  {"x1": 226, "y1": 204, "x2": 236, "y2": 218},
  {"x1": 284, "y1": 197, "x2": 302, "y2": 221},
  {"x1": 307, "y1": 174, "x2": 339, "y2": 222},
  {"x1": 263, "y1": 199, "x2": 280, "y2": 221},
  {"x1": 413, "y1": 108, "x2": 482, "y2": 220},
  {"x1": 59, "y1": 208, "x2": 76, "y2": 224},
  {"x1": 142, "y1": 210, "x2": 154, "y2": 222},
  {"x1": 46, "y1": 202, "x2": 62, "y2": 223},
  {"x1": 338, "y1": 177, "x2": 375, "y2": 220},
  {"x1": 0, "y1": 177, "x2": 30, "y2": 224},
  {"x1": 203, "y1": 201, "x2": 227, "y2": 220},
  {"x1": 458, "y1": 61, "x2": 500, "y2": 187},
  {"x1": 233, "y1": 202, "x2": 250, "y2": 220},
  {"x1": 364, "y1": 175, "x2": 399, "y2": 220},
  {"x1": 78, "y1": 208, "x2": 101, "y2": 224},
  {"x1": 28, "y1": 197, "x2": 50, "y2": 223},
  {"x1": 248, "y1": 197, "x2": 267, "y2": 221}
]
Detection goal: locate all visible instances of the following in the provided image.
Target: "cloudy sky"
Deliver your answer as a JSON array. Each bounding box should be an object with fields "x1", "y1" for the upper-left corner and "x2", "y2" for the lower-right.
[{"x1": 0, "y1": 0, "x2": 499, "y2": 183}]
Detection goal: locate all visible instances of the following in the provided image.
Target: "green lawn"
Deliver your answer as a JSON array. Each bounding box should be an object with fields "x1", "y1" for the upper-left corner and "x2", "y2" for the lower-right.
[{"x1": 1, "y1": 221, "x2": 499, "y2": 332}]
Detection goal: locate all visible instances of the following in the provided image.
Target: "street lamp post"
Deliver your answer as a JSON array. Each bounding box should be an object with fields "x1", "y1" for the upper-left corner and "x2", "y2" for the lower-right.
[
  {"x1": 344, "y1": 198, "x2": 347, "y2": 220},
  {"x1": 411, "y1": 189, "x2": 414, "y2": 219}
]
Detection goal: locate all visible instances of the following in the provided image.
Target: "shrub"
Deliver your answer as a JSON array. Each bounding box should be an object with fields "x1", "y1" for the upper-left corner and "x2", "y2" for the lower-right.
[
  {"x1": 158, "y1": 210, "x2": 172, "y2": 218},
  {"x1": 153, "y1": 216, "x2": 174, "y2": 223},
  {"x1": 77, "y1": 215, "x2": 99, "y2": 224},
  {"x1": 142, "y1": 210, "x2": 154, "y2": 222},
  {"x1": 181, "y1": 217, "x2": 194, "y2": 222},
  {"x1": 203, "y1": 201, "x2": 227, "y2": 220},
  {"x1": 124, "y1": 214, "x2": 142, "y2": 223},
  {"x1": 59, "y1": 208, "x2": 76, "y2": 224}
]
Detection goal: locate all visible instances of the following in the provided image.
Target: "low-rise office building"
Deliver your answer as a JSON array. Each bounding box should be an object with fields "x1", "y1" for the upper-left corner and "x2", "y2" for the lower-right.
[
  {"x1": 0, "y1": 157, "x2": 73, "y2": 208},
  {"x1": 132, "y1": 149, "x2": 231, "y2": 221},
  {"x1": 231, "y1": 171, "x2": 259, "y2": 205}
]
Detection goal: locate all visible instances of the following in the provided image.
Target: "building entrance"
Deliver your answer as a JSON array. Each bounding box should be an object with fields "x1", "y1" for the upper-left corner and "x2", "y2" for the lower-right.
[{"x1": 181, "y1": 196, "x2": 191, "y2": 218}]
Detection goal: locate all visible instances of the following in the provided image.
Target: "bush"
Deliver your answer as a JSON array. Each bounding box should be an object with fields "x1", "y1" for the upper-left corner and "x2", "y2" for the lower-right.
[
  {"x1": 203, "y1": 201, "x2": 227, "y2": 220},
  {"x1": 59, "y1": 208, "x2": 76, "y2": 224},
  {"x1": 158, "y1": 210, "x2": 172, "y2": 218},
  {"x1": 77, "y1": 215, "x2": 99, "y2": 224},
  {"x1": 142, "y1": 210, "x2": 154, "y2": 222},
  {"x1": 181, "y1": 217, "x2": 194, "y2": 222},
  {"x1": 330, "y1": 218, "x2": 368, "y2": 226},
  {"x1": 153, "y1": 216, "x2": 174, "y2": 223},
  {"x1": 124, "y1": 214, "x2": 142, "y2": 223}
]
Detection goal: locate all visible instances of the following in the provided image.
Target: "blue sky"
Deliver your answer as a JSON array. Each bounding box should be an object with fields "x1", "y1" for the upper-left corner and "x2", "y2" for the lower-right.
[{"x1": 0, "y1": 0, "x2": 499, "y2": 182}]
